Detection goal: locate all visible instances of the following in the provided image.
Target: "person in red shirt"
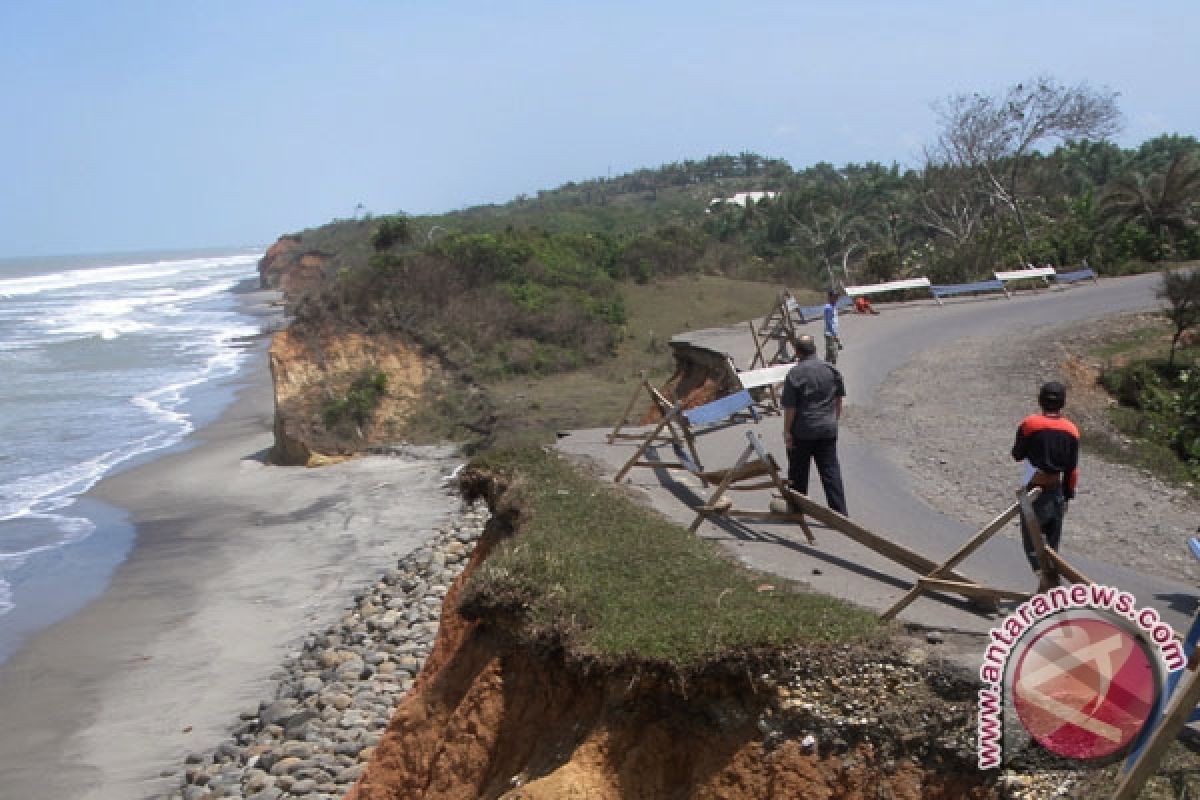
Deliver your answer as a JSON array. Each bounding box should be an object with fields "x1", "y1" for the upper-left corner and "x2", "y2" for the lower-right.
[
  {"x1": 1011, "y1": 381, "x2": 1079, "y2": 590},
  {"x1": 853, "y1": 296, "x2": 879, "y2": 315}
]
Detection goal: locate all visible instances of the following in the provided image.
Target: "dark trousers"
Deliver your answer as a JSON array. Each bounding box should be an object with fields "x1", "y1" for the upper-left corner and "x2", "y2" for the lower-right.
[
  {"x1": 787, "y1": 437, "x2": 848, "y2": 516},
  {"x1": 1020, "y1": 489, "x2": 1065, "y2": 571}
]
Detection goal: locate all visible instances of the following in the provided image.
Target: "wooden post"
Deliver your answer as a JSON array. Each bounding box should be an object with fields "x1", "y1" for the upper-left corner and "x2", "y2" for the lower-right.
[
  {"x1": 882, "y1": 498, "x2": 1027, "y2": 620},
  {"x1": 747, "y1": 432, "x2": 814, "y2": 544},
  {"x1": 779, "y1": 486, "x2": 976, "y2": 584},
  {"x1": 1017, "y1": 487, "x2": 1055, "y2": 589},
  {"x1": 747, "y1": 324, "x2": 768, "y2": 371},
  {"x1": 688, "y1": 440, "x2": 756, "y2": 534},
  {"x1": 1043, "y1": 546, "x2": 1093, "y2": 586},
  {"x1": 608, "y1": 372, "x2": 650, "y2": 444}
]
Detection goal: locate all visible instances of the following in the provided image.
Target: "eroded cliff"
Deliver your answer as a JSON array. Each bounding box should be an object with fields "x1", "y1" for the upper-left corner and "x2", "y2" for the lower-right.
[
  {"x1": 268, "y1": 326, "x2": 434, "y2": 465},
  {"x1": 344, "y1": 467, "x2": 997, "y2": 800}
]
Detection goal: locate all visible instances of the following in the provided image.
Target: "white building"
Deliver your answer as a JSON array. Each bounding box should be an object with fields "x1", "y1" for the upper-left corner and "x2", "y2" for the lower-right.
[{"x1": 710, "y1": 191, "x2": 778, "y2": 208}]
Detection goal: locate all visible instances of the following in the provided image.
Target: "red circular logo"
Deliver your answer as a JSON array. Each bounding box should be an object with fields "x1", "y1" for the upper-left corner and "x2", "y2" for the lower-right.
[{"x1": 1011, "y1": 615, "x2": 1158, "y2": 760}]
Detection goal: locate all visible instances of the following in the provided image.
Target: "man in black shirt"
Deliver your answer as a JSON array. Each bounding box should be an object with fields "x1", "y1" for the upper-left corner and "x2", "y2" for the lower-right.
[{"x1": 782, "y1": 335, "x2": 848, "y2": 515}]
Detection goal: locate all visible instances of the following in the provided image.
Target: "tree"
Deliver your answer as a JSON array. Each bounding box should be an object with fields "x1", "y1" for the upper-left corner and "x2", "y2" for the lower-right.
[
  {"x1": 931, "y1": 76, "x2": 1122, "y2": 242},
  {"x1": 1100, "y1": 154, "x2": 1200, "y2": 258},
  {"x1": 1157, "y1": 268, "x2": 1200, "y2": 366},
  {"x1": 371, "y1": 215, "x2": 411, "y2": 251},
  {"x1": 914, "y1": 159, "x2": 985, "y2": 245}
]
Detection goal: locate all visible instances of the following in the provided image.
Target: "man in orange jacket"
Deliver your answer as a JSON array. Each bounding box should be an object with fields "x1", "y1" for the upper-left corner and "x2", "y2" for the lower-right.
[{"x1": 1011, "y1": 381, "x2": 1079, "y2": 589}]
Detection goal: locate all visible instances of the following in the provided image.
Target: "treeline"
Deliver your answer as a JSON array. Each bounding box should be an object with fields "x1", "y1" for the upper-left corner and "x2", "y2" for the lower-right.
[
  {"x1": 287, "y1": 77, "x2": 1200, "y2": 379},
  {"x1": 707, "y1": 133, "x2": 1200, "y2": 287}
]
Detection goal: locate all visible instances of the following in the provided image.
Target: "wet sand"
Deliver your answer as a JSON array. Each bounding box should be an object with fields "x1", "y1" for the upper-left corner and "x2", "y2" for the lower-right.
[{"x1": 0, "y1": 333, "x2": 461, "y2": 799}]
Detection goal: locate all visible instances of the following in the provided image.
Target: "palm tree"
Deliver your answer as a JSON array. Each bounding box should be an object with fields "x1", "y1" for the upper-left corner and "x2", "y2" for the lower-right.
[{"x1": 1100, "y1": 154, "x2": 1200, "y2": 257}]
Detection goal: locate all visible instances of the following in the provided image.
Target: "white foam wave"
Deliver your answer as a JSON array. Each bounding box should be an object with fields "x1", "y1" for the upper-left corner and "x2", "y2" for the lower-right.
[
  {"x1": 0, "y1": 429, "x2": 179, "y2": 523},
  {"x1": 0, "y1": 514, "x2": 97, "y2": 614},
  {"x1": 132, "y1": 383, "x2": 195, "y2": 434},
  {"x1": 0, "y1": 452, "x2": 123, "y2": 521},
  {"x1": 53, "y1": 318, "x2": 151, "y2": 340},
  {"x1": 0, "y1": 514, "x2": 95, "y2": 562},
  {"x1": 0, "y1": 253, "x2": 260, "y2": 300}
]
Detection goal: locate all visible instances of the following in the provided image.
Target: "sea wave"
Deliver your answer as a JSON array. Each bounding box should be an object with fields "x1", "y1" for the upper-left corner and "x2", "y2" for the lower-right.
[
  {"x1": 0, "y1": 447, "x2": 146, "y2": 521},
  {"x1": 0, "y1": 249, "x2": 265, "y2": 622},
  {"x1": 0, "y1": 254, "x2": 259, "y2": 299}
]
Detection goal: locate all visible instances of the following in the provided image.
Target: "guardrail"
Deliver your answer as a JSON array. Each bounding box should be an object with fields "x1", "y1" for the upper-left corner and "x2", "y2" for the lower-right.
[
  {"x1": 1055, "y1": 268, "x2": 1099, "y2": 285},
  {"x1": 930, "y1": 279, "x2": 1008, "y2": 304},
  {"x1": 995, "y1": 267, "x2": 1056, "y2": 288}
]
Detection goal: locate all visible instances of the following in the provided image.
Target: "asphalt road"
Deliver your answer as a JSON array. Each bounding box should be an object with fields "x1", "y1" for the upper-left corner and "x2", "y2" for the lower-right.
[{"x1": 558, "y1": 272, "x2": 1197, "y2": 665}]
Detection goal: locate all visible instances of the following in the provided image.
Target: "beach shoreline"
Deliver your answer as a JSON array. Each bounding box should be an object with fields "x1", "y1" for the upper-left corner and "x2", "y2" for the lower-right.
[{"x1": 0, "y1": 297, "x2": 463, "y2": 799}]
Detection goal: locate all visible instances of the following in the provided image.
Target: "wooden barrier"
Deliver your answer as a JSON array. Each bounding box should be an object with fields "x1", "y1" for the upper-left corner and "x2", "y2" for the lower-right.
[
  {"x1": 881, "y1": 493, "x2": 1038, "y2": 620},
  {"x1": 1114, "y1": 662, "x2": 1200, "y2": 799},
  {"x1": 613, "y1": 388, "x2": 757, "y2": 485},
  {"x1": 755, "y1": 291, "x2": 806, "y2": 363},
  {"x1": 607, "y1": 373, "x2": 676, "y2": 445},
  {"x1": 777, "y1": 485, "x2": 983, "y2": 593},
  {"x1": 732, "y1": 357, "x2": 795, "y2": 415},
  {"x1": 687, "y1": 430, "x2": 814, "y2": 543},
  {"x1": 1114, "y1": 538, "x2": 1200, "y2": 797}
]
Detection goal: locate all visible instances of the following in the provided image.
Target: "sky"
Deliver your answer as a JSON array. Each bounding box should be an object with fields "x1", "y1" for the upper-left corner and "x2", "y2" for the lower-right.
[{"x1": 1, "y1": 1, "x2": 1197, "y2": 258}]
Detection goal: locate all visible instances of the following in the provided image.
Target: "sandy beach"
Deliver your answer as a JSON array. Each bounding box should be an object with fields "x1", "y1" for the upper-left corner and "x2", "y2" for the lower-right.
[{"x1": 0, "y1": 325, "x2": 462, "y2": 799}]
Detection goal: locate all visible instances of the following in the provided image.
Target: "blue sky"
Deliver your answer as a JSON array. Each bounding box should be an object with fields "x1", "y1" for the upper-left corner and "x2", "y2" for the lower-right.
[{"x1": 2, "y1": 1, "x2": 1196, "y2": 258}]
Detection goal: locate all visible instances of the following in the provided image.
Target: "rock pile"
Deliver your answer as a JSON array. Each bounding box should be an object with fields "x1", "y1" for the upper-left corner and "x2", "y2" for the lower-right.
[{"x1": 160, "y1": 501, "x2": 487, "y2": 800}]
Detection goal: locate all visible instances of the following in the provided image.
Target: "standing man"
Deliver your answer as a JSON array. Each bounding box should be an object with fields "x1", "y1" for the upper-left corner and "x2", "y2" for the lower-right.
[
  {"x1": 823, "y1": 289, "x2": 843, "y2": 363},
  {"x1": 1011, "y1": 381, "x2": 1079, "y2": 590},
  {"x1": 783, "y1": 334, "x2": 848, "y2": 516}
]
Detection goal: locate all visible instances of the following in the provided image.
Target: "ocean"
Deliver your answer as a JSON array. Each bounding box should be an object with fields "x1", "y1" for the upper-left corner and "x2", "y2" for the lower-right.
[{"x1": 0, "y1": 247, "x2": 269, "y2": 662}]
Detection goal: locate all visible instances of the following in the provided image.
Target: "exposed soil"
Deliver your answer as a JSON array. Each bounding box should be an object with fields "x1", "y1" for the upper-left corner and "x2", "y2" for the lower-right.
[
  {"x1": 346, "y1": 471, "x2": 999, "y2": 800},
  {"x1": 269, "y1": 327, "x2": 433, "y2": 465}
]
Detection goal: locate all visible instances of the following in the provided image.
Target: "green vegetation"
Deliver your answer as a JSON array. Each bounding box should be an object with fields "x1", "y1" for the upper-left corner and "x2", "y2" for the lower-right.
[
  {"x1": 461, "y1": 446, "x2": 881, "y2": 667},
  {"x1": 1101, "y1": 357, "x2": 1200, "y2": 483},
  {"x1": 486, "y1": 275, "x2": 805, "y2": 444},
  {"x1": 1092, "y1": 273, "x2": 1200, "y2": 484},
  {"x1": 285, "y1": 88, "x2": 1199, "y2": 402},
  {"x1": 1159, "y1": 267, "x2": 1200, "y2": 365},
  {"x1": 271, "y1": 79, "x2": 1200, "y2": 674},
  {"x1": 322, "y1": 370, "x2": 388, "y2": 430}
]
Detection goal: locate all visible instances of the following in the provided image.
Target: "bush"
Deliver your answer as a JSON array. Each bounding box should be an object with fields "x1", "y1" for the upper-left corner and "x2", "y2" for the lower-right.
[
  {"x1": 323, "y1": 370, "x2": 388, "y2": 430},
  {"x1": 1101, "y1": 359, "x2": 1200, "y2": 479}
]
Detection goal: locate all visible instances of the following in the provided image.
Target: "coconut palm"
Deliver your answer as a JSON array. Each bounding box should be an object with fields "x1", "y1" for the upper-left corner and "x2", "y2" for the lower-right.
[{"x1": 1099, "y1": 154, "x2": 1200, "y2": 257}]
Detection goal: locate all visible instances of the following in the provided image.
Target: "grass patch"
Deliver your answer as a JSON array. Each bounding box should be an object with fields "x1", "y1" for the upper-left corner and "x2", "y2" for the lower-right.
[
  {"x1": 1092, "y1": 323, "x2": 1171, "y2": 361},
  {"x1": 462, "y1": 446, "x2": 881, "y2": 668},
  {"x1": 1083, "y1": 317, "x2": 1200, "y2": 489},
  {"x1": 485, "y1": 276, "x2": 815, "y2": 445}
]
